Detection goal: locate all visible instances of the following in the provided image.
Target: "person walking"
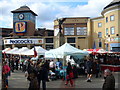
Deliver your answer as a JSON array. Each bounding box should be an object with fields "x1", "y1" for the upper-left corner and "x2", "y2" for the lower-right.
[
  {"x1": 10, "y1": 58, "x2": 14, "y2": 72},
  {"x1": 102, "y1": 69, "x2": 115, "y2": 90},
  {"x1": 37, "y1": 62, "x2": 48, "y2": 90},
  {"x1": 85, "y1": 56, "x2": 93, "y2": 82},
  {"x1": 65, "y1": 62, "x2": 74, "y2": 87},
  {"x1": 95, "y1": 60, "x2": 100, "y2": 78},
  {"x1": 2, "y1": 61, "x2": 10, "y2": 88},
  {"x1": 49, "y1": 60, "x2": 55, "y2": 73}
]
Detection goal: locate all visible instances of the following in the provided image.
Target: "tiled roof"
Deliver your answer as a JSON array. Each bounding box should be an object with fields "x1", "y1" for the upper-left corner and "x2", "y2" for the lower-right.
[{"x1": 11, "y1": 5, "x2": 37, "y2": 16}]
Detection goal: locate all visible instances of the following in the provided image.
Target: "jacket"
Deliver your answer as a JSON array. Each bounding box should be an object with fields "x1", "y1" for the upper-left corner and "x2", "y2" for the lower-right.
[{"x1": 102, "y1": 74, "x2": 115, "y2": 90}]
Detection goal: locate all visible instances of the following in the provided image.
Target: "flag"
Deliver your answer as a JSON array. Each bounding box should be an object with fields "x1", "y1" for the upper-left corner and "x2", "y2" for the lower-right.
[{"x1": 34, "y1": 46, "x2": 37, "y2": 57}]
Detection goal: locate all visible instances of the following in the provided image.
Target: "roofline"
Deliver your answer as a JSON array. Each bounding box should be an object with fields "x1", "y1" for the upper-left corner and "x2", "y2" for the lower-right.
[
  {"x1": 11, "y1": 10, "x2": 38, "y2": 16},
  {"x1": 104, "y1": 1, "x2": 120, "y2": 10},
  {"x1": 90, "y1": 16, "x2": 104, "y2": 20}
]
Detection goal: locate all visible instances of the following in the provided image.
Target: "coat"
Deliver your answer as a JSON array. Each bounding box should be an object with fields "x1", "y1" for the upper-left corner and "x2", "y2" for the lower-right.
[
  {"x1": 37, "y1": 66, "x2": 48, "y2": 81},
  {"x1": 102, "y1": 74, "x2": 115, "y2": 90}
]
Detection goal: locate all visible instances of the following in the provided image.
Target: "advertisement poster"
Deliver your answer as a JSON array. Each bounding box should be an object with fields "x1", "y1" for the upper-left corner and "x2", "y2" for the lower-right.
[{"x1": 14, "y1": 21, "x2": 27, "y2": 33}]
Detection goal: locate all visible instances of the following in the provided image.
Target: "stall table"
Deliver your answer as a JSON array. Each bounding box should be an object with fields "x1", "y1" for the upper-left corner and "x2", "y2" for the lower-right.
[{"x1": 101, "y1": 64, "x2": 120, "y2": 72}]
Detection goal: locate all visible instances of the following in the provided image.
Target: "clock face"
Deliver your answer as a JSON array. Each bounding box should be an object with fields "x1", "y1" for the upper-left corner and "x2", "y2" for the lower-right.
[{"x1": 18, "y1": 14, "x2": 24, "y2": 20}]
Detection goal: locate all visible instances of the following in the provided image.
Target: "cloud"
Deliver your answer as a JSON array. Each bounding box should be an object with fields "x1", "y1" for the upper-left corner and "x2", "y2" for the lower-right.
[{"x1": 0, "y1": 0, "x2": 113, "y2": 29}]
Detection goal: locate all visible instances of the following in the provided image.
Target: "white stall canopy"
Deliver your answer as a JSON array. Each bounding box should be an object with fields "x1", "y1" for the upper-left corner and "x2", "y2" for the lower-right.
[
  {"x1": 22, "y1": 46, "x2": 47, "y2": 56},
  {"x1": 12, "y1": 47, "x2": 30, "y2": 55},
  {"x1": 45, "y1": 43, "x2": 88, "y2": 59},
  {"x1": 2, "y1": 48, "x2": 11, "y2": 53},
  {"x1": 5, "y1": 47, "x2": 19, "y2": 54}
]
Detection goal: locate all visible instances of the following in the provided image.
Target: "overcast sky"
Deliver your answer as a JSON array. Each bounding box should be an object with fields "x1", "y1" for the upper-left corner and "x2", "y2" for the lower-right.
[{"x1": 0, "y1": 0, "x2": 112, "y2": 29}]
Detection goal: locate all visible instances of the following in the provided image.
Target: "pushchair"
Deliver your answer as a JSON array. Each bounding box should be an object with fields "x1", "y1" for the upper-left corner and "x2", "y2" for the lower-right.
[{"x1": 49, "y1": 70, "x2": 57, "y2": 81}]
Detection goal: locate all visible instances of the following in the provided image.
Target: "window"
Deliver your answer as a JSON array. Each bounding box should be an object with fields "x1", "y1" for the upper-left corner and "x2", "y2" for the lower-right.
[
  {"x1": 45, "y1": 38, "x2": 53, "y2": 43},
  {"x1": 99, "y1": 42, "x2": 102, "y2": 48},
  {"x1": 67, "y1": 37, "x2": 75, "y2": 43},
  {"x1": 110, "y1": 27, "x2": 115, "y2": 34},
  {"x1": 98, "y1": 32, "x2": 102, "y2": 38},
  {"x1": 110, "y1": 15, "x2": 114, "y2": 21},
  {"x1": 46, "y1": 45, "x2": 54, "y2": 50},
  {"x1": 77, "y1": 27, "x2": 87, "y2": 35},
  {"x1": 106, "y1": 28, "x2": 108, "y2": 35},
  {"x1": 64, "y1": 27, "x2": 74, "y2": 35},
  {"x1": 98, "y1": 23, "x2": 102, "y2": 27},
  {"x1": 70, "y1": 44, "x2": 76, "y2": 47},
  {"x1": 106, "y1": 17, "x2": 108, "y2": 23}
]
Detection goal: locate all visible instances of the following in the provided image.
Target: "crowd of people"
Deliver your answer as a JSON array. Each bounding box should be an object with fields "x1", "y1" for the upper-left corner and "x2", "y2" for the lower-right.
[{"x1": 2, "y1": 54, "x2": 116, "y2": 90}]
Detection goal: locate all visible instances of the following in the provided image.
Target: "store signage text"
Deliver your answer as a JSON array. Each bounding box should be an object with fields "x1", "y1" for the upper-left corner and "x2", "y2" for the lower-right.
[
  {"x1": 4, "y1": 39, "x2": 43, "y2": 45},
  {"x1": 10, "y1": 39, "x2": 33, "y2": 44}
]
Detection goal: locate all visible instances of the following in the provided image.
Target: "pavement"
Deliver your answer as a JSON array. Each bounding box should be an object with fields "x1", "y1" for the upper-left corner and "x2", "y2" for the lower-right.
[
  {"x1": 0, "y1": 63, "x2": 1, "y2": 89},
  {"x1": 6, "y1": 70, "x2": 119, "y2": 89}
]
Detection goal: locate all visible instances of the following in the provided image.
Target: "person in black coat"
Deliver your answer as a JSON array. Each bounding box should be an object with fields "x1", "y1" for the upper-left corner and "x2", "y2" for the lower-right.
[
  {"x1": 102, "y1": 69, "x2": 115, "y2": 90},
  {"x1": 85, "y1": 56, "x2": 93, "y2": 82},
  {"x1": 37, "y1": 62, "x2": 48, "y2": 90}
]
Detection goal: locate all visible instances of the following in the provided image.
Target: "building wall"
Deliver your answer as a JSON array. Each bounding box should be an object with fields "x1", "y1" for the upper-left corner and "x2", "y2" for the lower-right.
[
  {"x1": 91, "y1": 17, "x2": 105, "y2": 49},
  {"x1": 54, "y1": 17, "x2": 89, "y2": 49},
  {"x1": 102, "y1": 5, "x2": 120, "y2": 51}
]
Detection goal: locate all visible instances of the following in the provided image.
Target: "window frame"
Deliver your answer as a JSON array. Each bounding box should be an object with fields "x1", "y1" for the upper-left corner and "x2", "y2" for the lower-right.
[
  {"x1": 64, "y1": 27, "x2": 74, "y2": 35},
  {"x1": 106, "y1": 28, "x2": 108, "y2": 35},
  {"x1": 110, "y1": 27, "x2": 115, "y2": 35},
  {"x1": 67, "y1": 37, "x2": 76, "y2": 43},
  {"x1": 98, "y1": 23, "x2": 102, "y2": 27},
  {"x1": 106, "y1": 17, "x2": 108, "y2": 23},
  {"x1": 98, "y1": 32, "x2": 102, "y2": 38},
  {"x1": 110, "y1": 15, "x2": 115, "y2": 21},
  {"x1": 76, "y1": 27, "x2": 87, "y2": 35}
]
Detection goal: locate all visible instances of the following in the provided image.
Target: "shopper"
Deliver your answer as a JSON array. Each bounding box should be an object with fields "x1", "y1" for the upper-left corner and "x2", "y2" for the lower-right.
[
  {"x1": 37, "y1": 62, "x2": 48, "y2": 90},
  {"x1": 2, "y1": 61, "x2": 10, "y2": 88},
  {"x1": 102, "y1": 69, "x2": 115, "y2": 90},
  {"x1": 85, "y1": 56, "x2": 93, "y2": 82},
  {"x1": 65, "y1": 62, "x2": 74, "y2": 87}
]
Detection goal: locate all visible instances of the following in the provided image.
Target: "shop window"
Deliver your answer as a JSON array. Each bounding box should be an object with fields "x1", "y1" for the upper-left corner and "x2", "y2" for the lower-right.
[
  {"x1": 98, "y1": 23, "x2": 102, "y2": 27},
  {"x1": 110, "y1": 27, "x2": 115, "y2": 34},
  {"x1": 64, "y1": 27, "x2": 74, "y2": 35},
  {"x1": 67, "y1": 37, "x2": 75, "y2": 43},
  {"x1": 45, "y1": 38, "x2": 53, "y2": 43},
  {"x1": 98, "y1": 32, "x2": 102, "y2": 38},
  {"x1": 110, "y1": 15, "x2": 114, "y2": 21}
]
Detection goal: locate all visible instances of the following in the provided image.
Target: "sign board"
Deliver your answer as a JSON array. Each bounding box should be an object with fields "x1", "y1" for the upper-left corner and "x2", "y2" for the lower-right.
[
  {"x1": 14, "y1": 21, "x2": 27, "y2": 33},
  {"x1": 4, "y1": 39, "x2": 44, "y2": 45}
]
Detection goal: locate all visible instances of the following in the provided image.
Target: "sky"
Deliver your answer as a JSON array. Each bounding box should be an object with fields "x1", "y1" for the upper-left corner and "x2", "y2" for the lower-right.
[{"x1": 0, "y1": 0, "x2": 113, "y2": 29}]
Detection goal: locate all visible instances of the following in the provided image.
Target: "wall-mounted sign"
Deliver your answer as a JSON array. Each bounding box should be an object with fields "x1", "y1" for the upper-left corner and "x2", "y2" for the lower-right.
[
  {"x1": 4, "y1": 39, "x2": 43, "y2": 45},
  {"x1": 14, "y1": 21, "x2": 27, "y2": 33}
]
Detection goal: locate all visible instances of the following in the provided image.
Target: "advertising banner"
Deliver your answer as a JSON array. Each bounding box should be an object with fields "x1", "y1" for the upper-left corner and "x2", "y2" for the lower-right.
[
  {"x1": 14, "y1": 21, "x2": 27, "y2": 33},
  {"x1": 4, "y1": 39, "x2": 44, "y2": 45}
]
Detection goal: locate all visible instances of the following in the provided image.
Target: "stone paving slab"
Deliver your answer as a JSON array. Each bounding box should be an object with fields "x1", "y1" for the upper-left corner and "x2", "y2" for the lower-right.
[{"x1": 6, "y1": 70, "x2": 119, "y2": 89}]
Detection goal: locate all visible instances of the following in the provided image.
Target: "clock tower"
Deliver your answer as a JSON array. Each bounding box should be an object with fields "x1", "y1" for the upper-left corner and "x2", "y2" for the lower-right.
[{"x1": 11, "y1": 5, "x2": 37, "y2": 36}]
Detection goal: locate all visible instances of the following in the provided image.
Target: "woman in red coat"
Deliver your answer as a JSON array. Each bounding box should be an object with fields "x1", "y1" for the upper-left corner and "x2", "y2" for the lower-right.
[
  {"x1": 2, "y1": 61, "x2": 10, "y2": 88},
  {"x1": 65, "y1": 62, "x2": 74, "y2": 87}
]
